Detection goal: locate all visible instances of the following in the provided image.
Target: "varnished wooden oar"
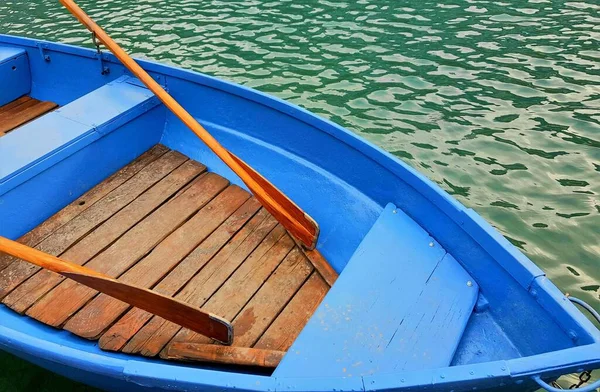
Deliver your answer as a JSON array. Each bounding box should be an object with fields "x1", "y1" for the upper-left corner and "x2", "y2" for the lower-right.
[
  {"x1": 59, "y1": 0, "x2": 319, "y2": 250},
  {"x1": 0, "y1": 236, "x2": 233, "y2": 345}
]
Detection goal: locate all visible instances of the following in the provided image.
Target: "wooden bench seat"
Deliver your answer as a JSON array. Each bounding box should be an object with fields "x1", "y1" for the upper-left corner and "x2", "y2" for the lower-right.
[{"x1": 275, "y1": 203, "x2": 479, "y2": 378}]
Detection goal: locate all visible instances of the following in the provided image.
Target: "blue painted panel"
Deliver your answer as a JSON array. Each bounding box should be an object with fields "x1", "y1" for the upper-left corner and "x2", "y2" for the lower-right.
[
  {"x1": 363, "y1": 360, "x2": 512, "y2": 392},
  {"x1": 0, "y1": 75, "x2": 159, "y2": 196},
  {"x1": 0, "y1": 105, "x2": 164, "y2": 239},
  {"x1": 451, "y1": 311, "x2": 522, "y2": 366},
  {"x1": 276, "y1": 203, "x2": 477, "y2": 378},
  {"x1": 0, "y1": 46, "x2": 30, "y2": 106},
  {"x1": 51, "y1": 76, "x2": 159, "y2": 135},
  {"x1": 23, "y1": 45, "x2": 122, "y2": 106}
]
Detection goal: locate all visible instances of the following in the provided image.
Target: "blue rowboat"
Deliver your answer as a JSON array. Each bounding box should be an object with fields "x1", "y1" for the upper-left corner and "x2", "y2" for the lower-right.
[{"x1": 0, "y1": 32, "x2": 599, "y2": 392}]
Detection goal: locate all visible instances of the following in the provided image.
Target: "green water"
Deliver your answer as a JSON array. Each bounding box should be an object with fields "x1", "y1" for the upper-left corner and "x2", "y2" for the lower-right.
[{"x1": 0, "y1": 0, "x2": 599, "y2": 390}]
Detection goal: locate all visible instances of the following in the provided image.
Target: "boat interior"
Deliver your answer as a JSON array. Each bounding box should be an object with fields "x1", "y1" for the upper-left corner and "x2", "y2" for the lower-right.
[{"x1": 0, "y1": 35, "x2": 598, "y2": 388}]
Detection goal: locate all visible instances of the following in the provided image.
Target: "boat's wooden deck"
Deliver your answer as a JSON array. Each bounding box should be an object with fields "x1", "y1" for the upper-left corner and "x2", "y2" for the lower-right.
[
  {"x1": 0, "y1": 96, "x2": 58, "y2": 136},
  {"x1": 0, "y1": 145, "x2": 333, "y2": 368}
]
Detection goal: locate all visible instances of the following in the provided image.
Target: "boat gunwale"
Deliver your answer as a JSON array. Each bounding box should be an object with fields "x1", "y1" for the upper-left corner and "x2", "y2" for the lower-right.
[
  {"x1": 0, "y1": 34, "x2": 599, "y2": 391},
  {"x1": 2, "y1": 318, "x2": 600, "y2": 391}
]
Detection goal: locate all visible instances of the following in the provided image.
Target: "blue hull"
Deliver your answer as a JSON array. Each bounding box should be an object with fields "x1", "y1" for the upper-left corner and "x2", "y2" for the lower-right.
[{"x1": 0, "y1": 34, "x2": 598, "y2": 391}]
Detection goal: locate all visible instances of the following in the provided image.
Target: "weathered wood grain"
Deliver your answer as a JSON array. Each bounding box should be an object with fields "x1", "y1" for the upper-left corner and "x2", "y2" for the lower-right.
[
  {"x1": 165, "y1": 343, "x2": 285, "y2": 368},
  {"x1": 231, "y1": 248, "x2": 313, "y2": 348},
  {"x1": 64, "y1": 185, "x2": 251, "y2": 339},
  {"x1": 0, "y1": 145, "x2": 168, "y2": 271},
  {"x1": 0, "y1": 236, "x2": 233, "y2": 345},
  {"x1": 3, "y1": 160, "x2": 204, "y2": 313},
  {"x1": 0, "y1": 96, "x2": 31, "y2": 115},
  {"x1": 163, "y1": 232, "x2": 295, "y2": 351},
  {"x1": 301, "y1": 248, "x2": 338, "y2": 287},
  {"x1": 0, "y1": 99, "x2": 57, "y2": 134},
  {"x1": 99, "y1": 203, "x2": 269, "y2": 352},
  {"x1": 0, "y1": 151, "x2": 188, "y2": 300},
  {"x1": 254, "y1": 272, "x2": 329, "y2": 351},
  {"x1": 25, "y1": 173, "x2": 228, "y2": 326},
  {"x1": 122, "y1": 222, "x2": 284, "y2": 357}
]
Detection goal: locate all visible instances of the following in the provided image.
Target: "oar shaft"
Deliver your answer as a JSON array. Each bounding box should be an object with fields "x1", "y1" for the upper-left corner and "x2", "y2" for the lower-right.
[{"x1": 59, "y1": 0, "x2": 317, "y2": 249}]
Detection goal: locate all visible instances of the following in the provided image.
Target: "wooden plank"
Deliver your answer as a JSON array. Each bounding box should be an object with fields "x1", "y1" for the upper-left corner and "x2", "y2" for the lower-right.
[
  {"x1": 0, "y1": 96, "x2": 31, "y2": 115},
  {"x1": 0, "y1": 100, "x2": 58, "y2": 134},
  {"x1": 25, "y1": 173, "x2": 228, "y2": 327},
  {"x1": 0, "y1": 151, "x2": 189, "y2": 300},
  {"x1": 0, "y1": 97, "x2": 39, "y2": 121},
  {"x1": 99, "y1": 204, "x2": 269, "y2": 352},
  {"x1": 301, "y1": 248, "x2": 338, "y2": 287},
  {"x1": 231, "y1": 248, "x2": 313, "y2": 348},
  {"x1": 254, "y1": 272, "x2": 329, "y2": 351},
  {"x1": 64, "y1": 185, "x2": 251, "y2": 339},
  {"x1": 0, "y1": 145, "x2": 168, "y2": 271},
  {"x1": 121, "y1": 222, "x2": 284, "y2": 357},
  {"x1": 3, "y1": 159, "x2": 204, "y2": 313},
  {"x1": 164, "y1": 343, "x2": 285, "y2": 368},
  {"x1": 164, "y1": 232, "x2": 295, "y2": 351}
]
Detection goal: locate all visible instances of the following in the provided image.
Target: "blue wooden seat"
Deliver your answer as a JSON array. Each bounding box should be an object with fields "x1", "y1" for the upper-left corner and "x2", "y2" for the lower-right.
[
  {"x1": 274, "y1": 203, "x2": 479, "y2": 378},
  {"x1": 0, "y1": 75, "x2": 159, "y2": 193}
]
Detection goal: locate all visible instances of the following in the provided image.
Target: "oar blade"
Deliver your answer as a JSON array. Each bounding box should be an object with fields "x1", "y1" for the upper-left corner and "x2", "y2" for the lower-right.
[
  {"x1": 63, "y1": 272, "x2": 233, "y2": 345},
  {"x1": 230, "y1": 153, "x2": 319, "y2": 249}
]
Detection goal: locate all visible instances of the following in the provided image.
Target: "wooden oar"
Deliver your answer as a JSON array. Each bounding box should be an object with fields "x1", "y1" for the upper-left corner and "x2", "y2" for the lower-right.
[
  {"x1": 59, "y1": 0, "x2": 319, "y2": 250},
  {"x1": 0, "y1": 236, "x2": 233, "y2": 345}
]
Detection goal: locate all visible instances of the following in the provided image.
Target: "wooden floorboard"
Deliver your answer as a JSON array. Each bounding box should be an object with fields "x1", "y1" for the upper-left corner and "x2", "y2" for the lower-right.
[
  {"x1": 254, "y1": 272, "x2": 329, "y2": 351},
  {"x1": 4, "y1": 158, "x2": 204, "y2": 314},
  {"x1": 0, "y1": 96, "x2": 57, "y2": 135},
  {"x1": 163, "y1": 227, "x2": 295, "y2": 352},
  {"x1": 0, "y1": 145, "x2": 168, "y2": 271},
  {"x1": 99, "y1": 199, "x2": 263, "y2": 352},
  {"x1": 25, "y1": 173, "x2": 228, "y2": 327},
  {"x1": 1, "y1": 151, "x2": 194, "y2": 304},
  {"x1": 123, "y1": 223, "x2": 286, "y2": 357},
  {"x1": 1, "y1": 145, "x2": 335, "y2": 369},
  {"x1": 230, "y1": 248, "x2": 313, "y2": 348},
  {"x1": 64, "y1": 185, "x2": 251, "y2": 339}
]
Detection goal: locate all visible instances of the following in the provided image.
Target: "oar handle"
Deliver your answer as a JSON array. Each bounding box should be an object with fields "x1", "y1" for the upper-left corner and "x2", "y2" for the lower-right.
[
  {"x1": 58, "y1": 0, "x2": 319, "y2": 249},
  {"x1": 0, "y1": 236, "x2": 105, "y2": 278}
]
